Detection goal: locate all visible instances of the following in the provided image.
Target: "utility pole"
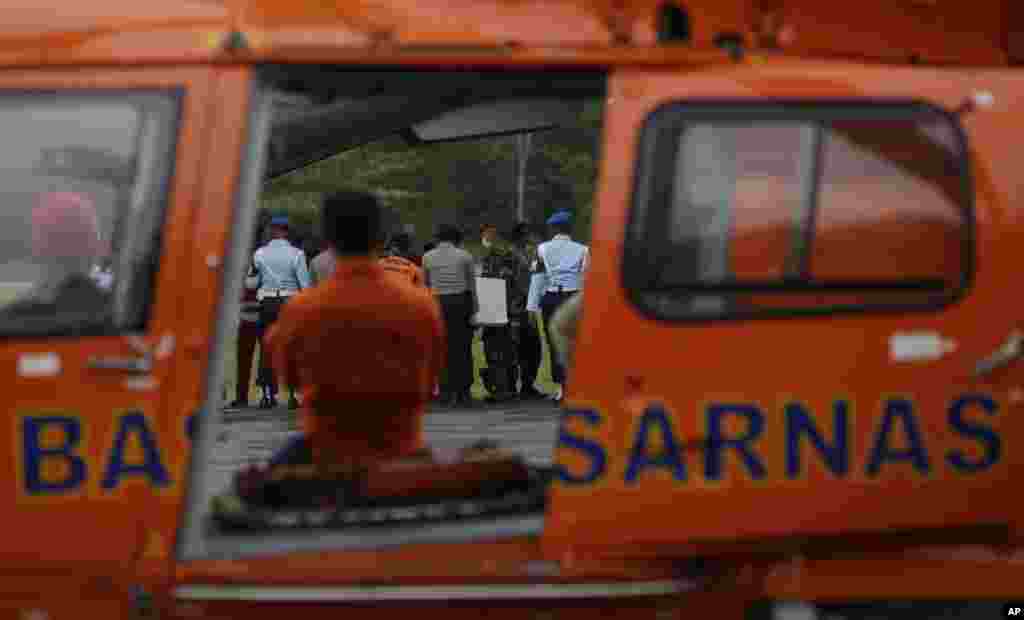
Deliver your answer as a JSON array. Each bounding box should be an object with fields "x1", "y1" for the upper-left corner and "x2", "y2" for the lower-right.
[{"x1": 515, "y1": 133, "x2": 531, "y2": 223}]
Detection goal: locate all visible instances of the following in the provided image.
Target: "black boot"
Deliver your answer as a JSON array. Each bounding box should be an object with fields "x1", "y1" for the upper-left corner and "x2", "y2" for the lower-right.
[
  {"x1": 259, "y1": 386, "x2": 276, "y2": 409},
  {"x1": 457, "y1": 391, "x2": 481, "y2": 408},
  {"x1": 519, "y1": 387, "x2": 546, "y2": 400}
]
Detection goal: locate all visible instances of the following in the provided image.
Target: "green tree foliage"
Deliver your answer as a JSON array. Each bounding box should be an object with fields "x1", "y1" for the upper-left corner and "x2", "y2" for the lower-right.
[{"x1": 260, "y1": 100, "x2": 604, "y2": 251}]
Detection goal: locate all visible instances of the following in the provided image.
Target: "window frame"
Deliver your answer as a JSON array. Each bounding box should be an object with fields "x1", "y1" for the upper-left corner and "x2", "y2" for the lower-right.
[
  {"x1": 0, "y1": 88, "x2": 183, "y2": 340},
  {"x1": 621, "y1": 99, "x2": 975, "y2": 324}
]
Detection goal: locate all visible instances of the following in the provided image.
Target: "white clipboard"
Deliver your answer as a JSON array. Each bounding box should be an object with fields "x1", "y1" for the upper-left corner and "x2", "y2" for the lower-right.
[{"x1": 473, "y1": 276, "x2": 508, "y2": 326}]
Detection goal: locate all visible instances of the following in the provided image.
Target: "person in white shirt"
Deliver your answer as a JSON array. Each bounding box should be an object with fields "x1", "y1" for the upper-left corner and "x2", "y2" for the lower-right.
[
  {"x1": 246, "y1": 215, "x2": 311, "y2": 409},
  {"x1": 527, "y1": 210, "x2": 588, "y2": 402},
  {"x1": 422, "y1": 224, "x2": 479, "y2": 408}
]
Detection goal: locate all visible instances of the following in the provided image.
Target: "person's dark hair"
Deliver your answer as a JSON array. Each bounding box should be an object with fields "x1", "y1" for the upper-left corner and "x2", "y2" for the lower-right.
[
  {"x1": 550, "y1": 221, "x2": 572, "y2": 236},
  {"x1": 389, "y1": 232, "x2": 412, "y2": 255},
  {"x1": 321, "y1": 190, "x2": 384, "y2": 255},
  {"x1": 507, "y1": 222, "x2": 531, "y2": 244},
  {"x1": 436, "y1": 224, "x2": 463, "y2": 245}
]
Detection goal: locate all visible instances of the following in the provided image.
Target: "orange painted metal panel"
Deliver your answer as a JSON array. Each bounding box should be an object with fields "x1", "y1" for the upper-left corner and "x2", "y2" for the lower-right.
[
  {"x1": 0, "y1": 1, "x2": 1020, "y2": 612},
  {"x1": 0, "y1": 66, "x2": 216, "y2": 613},
  {"x1": 760, "y1": 545, "x2": 1024, "y2": 599},
  {"x1": 543, "y1": 62, "x2": 1024, "y2": 559},
  {"x1": 0, "y1": 1, "x2": 1012, "y2": 68}
]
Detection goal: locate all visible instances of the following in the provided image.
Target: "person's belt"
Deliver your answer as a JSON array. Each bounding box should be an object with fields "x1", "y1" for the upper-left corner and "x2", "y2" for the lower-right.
[
  {"x1": 546, "y1": 286, "x2": 579, "y2": 294},
  {"x1": 257, "y1": 289, "x2": 298, "y2": 301}
]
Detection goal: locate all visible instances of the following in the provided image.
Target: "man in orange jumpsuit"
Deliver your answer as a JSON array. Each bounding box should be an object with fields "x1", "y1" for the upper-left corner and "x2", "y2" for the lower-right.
[
  {"x1": 378, "y1": 232, "x2": 425, "y2": 287},
  {"x1": 265, "y1": 191, "x2": 445, "y2": 468}
]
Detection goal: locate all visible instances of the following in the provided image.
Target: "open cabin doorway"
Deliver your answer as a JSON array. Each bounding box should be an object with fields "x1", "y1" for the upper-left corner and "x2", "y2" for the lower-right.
[{"x1": 179, "y1": 66, "x2": 606, "y2": 560}]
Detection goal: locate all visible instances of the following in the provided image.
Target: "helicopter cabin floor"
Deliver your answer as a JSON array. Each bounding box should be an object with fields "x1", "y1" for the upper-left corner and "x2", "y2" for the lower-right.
[
  {"x1": 212, "y1": 398, "x2": 563, "y2": 485},
  {"x1": 188, "y1": 401, "x2": 565, "y2": 557}
]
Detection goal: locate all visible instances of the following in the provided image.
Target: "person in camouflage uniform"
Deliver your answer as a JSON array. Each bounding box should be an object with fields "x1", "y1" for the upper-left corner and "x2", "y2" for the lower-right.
[
  {"x1": 477, "y1": 223, "x2": 529, "y2": 402},
  {"x1": 507, "y1": 222, "x2": 545, "y2": 399}
]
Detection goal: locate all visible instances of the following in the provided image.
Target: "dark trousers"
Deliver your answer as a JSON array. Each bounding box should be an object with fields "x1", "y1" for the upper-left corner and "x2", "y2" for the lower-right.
[
  {"x1": 438, "y1": 291, "x2": 475, "y2": 399},
  {"x1": 481, "y1": 325, "x2": 517, "y2": 398},
  {"x1": 269, "y1": 435, "x2": 312, "y2": 468},
  {"x1": 257, "y1": 296, "x2": 295, "y2": 396},
  {"x1": 236, "y1": 320, "x2": 260, "y2": 403},
  {"x1": 515, "y1": 312, "x2": 541, "y2": 392},
  {"x1": 540, "y1": 291, "x2": 575, "y2": 386}
]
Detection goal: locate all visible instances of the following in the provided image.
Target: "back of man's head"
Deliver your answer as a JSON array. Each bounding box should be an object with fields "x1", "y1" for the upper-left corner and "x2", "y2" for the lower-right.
[
  {"x1": 321, "y1": 191, "x2": 383, "y2": 256},
  {"x1": 389, "y1": 232, "x2": 412, "y2": 256},
  {"x1": 507, "y1": 222, "x2": 531, "y2": 245},
  {"x1": 550, "y1": 222, "x2": 572, "y2": 236},
  {"x1": 32, "y1": 191, "x2": 106, "y2": 262},
  {"x1": 436, "y1": 224, "x2": 463, "y2": 246}
]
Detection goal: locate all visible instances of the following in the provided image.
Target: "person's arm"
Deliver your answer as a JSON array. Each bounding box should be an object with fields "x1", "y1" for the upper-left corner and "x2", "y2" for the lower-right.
[
  {"x1": 295, "y1": 249, "x2": 312, "y2": 290},
  {"x1": 245, "y1": 253, "x2": 261, "y2": 290},
  {"x1": 527, "y1": 272, "x2": 546, "y2": 313},
  {"x1": 526, "y1": 247, "x2": 548, "y2": 313},
  {"x1": 422, "y1": 254, "x2": 432, "y2": 289}
]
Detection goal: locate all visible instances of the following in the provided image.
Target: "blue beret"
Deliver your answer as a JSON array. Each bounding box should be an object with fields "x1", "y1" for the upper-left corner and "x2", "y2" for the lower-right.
[
  {"x1": 547, "y1": 210, "x2": 572, "y2": 226},
  {"x1": 270, "y1": 216, "x2": 290, "y2": 227}
]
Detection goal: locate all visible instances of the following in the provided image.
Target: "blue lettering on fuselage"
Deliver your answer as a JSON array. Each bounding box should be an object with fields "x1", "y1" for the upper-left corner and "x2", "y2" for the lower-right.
[
  {"x1": 555, "y1": 396, "x2": 1002, "y2": 486},
  {"x1": 785, "y1": 401, "x2": 849, "y2": 477},
  {"x1": 705, "y1": 404, "x2": 766, "y2": 481},
  {"x1": 555, "y1": 408, "x2": 607, "y2": 485},
  {"x1": 22, "y1": 416, "x2": 88, "y2": 494},
  {"x1": 624, "y1": 405, "x2": 686, "y2": 484},
  {"x1": 100, "y1": 411, "x2": 170, "y2": 490},
  {"x1": 866, "y1": 399, "x2": 931, "y2": 476},
  {"x1": 946, "y1": 394, "x2": 1001, "y2": 473},
  {"x1": 20, "y1": 409, "x2": 193, "y2": 496}
]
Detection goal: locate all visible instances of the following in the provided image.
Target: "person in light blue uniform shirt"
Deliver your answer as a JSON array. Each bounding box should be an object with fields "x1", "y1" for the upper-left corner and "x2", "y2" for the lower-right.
[
  {"x1": 527, "y1": 209, "x2": 588, "y2": 402},
  {"x1": 246, "y1": 215, "x2": 311, "y2": 409}
]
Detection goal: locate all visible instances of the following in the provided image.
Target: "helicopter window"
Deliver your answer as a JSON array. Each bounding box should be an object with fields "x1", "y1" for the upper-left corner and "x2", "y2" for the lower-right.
[
  {"x1": 179, "y1": 67, "x2": 606, "y2": 561},
  {"x1": 0, "y1": 92, "x2": 180, "y2": 337},
  {"x1": 624, "y1": 101, "x2": 972, "y2": 321}
]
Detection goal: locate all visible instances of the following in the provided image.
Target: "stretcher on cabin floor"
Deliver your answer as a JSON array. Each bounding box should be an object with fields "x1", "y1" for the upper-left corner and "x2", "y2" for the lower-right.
[{"x1": 209, "y1": 441, "x2": 555, "y2": 532}]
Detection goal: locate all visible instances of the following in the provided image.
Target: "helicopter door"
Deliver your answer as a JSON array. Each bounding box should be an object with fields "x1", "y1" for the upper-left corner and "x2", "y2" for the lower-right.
[
  {"x1": 0, "y1": 67, "x2": 215, "y2": 604},
  {"x1": 543, "y1": 65, "x2": 1024, "y2": 559}
]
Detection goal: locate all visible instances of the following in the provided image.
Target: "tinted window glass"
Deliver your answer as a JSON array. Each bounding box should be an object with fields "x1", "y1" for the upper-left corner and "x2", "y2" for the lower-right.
[
  {"x1": 0, "y1": 92, "x2": 179, "y2": 337},
  {"x1": 624, "y1": 103, "x2": 971, "y2": 321}
]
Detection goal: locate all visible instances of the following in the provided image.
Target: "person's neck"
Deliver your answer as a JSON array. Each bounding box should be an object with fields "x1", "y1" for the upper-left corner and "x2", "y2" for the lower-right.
[{"x1": 333, "y1": 249, "x2": 375, "y2": 260}]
